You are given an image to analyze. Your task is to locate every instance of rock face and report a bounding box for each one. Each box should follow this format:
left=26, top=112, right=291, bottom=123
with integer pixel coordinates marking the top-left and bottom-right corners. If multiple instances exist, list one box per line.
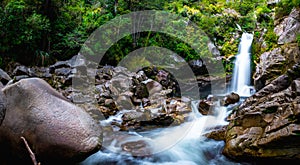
left=254, top=45, right=300, bottom=90
left=274, top=8, right=300, bottom=45
left=0, top=78, right=101, bottom=164
left=223, top=63, right=300, bottom=160
left=254, top=8, right=300, bottom=91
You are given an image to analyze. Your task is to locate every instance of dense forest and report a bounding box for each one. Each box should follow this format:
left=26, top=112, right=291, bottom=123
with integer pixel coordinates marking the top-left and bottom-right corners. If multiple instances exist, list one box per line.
left=1, top=0, right=299, bottom=73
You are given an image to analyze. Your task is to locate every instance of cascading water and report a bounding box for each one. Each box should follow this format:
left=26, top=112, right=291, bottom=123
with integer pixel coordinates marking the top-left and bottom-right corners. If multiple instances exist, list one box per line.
left=231, top=33, right=254, bottom=96
left=81, top=101, right=248, bottom=165
left=81, top=33, right=255, bottom=165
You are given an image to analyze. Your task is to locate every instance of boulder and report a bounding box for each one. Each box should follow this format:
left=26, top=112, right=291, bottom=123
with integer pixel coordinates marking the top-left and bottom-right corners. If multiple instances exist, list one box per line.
left=144, top=79, right=163, bottom=97
left=0, top=78, right=101, bottom=164
left=198, top=100, right=213, bottom=115
left=204, top=126, right=227, bottom=141
left=221, top=92, right=240, bottom=106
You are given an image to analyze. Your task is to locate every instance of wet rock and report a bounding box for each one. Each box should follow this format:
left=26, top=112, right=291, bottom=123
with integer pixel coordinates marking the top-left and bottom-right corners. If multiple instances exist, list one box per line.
left=198, top=100, right=213, bottom=115
left=204, top=126, right=227, bottom=141
left=0, top=69, right=11, bottom=85
left=222, top=92, right=240, bottom=106
left=121, top=140, right=152, bottom=156
left=0, top=78, right=101, bottom=164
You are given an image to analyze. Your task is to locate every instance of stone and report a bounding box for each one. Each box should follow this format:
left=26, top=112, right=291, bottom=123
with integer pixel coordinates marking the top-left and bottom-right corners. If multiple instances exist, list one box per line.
left=135, top=83, right=149, bottom=99
left=14, top=75, right=29, bottom=81
left=198, top=100, right=213, bottom=115
left=291, top=80, right=300, bottom=97
left=49, top=61, right=71, bottom=73
left=144, top=79, right=163, bottom=97
left=0, top=69, right=11, bottom=85
left=12, top=65, right=29, bottom=76
left=116, top=95, right=134, bottom=110
left=224, top=70, right=300, bottom=160
left=208, top=41, right=221, bottom=57
left=253, top=48, right=286, bottom=90
left=274, top=8, right=300, bottom=45
left=222, top=92, right=240, bottom=106
left=0, top=89, right=6, bottom=126
left=54, top=67, right=72, bottom=76
left=204, top=126, right=227, bottom=141
left=0, top=78, right=101, bottom=164
left=121, top=140, right=152, bottom=156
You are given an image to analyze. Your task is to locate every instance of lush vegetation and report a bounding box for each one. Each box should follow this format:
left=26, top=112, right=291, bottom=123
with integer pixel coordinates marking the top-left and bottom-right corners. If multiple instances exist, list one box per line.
left=0, top=0, right=299, bottom=73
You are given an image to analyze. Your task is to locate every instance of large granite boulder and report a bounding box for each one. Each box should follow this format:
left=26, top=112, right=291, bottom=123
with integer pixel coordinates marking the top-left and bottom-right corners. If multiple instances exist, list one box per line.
left=223, top=64, right=300, bottom=160
left=0, top=78, right=102, bottom=164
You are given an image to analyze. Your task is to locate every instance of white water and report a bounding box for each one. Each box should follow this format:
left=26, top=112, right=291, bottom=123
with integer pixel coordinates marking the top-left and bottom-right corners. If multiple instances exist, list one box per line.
left=231, top=33, right=254, bottom=97
left=81, top=101, right=248, bottom=165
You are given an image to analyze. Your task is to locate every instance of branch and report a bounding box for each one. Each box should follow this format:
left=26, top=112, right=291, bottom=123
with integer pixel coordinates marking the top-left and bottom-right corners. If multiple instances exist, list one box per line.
left=21, top=136, right=41, bottom=165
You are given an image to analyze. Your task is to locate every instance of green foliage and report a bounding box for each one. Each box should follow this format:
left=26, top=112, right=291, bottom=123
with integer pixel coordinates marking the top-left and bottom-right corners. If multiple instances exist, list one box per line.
left=0, top=0, right=51, bottom=64
left=0, top=0, right=287, bottom=76
left=276, top=0, right=300, bottom=19
left=264, top=29, right=278, bottom=51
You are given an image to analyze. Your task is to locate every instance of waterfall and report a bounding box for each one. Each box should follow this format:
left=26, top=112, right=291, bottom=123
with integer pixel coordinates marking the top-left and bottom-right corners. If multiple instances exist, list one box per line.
left=231, top=33, right=254, bottom=96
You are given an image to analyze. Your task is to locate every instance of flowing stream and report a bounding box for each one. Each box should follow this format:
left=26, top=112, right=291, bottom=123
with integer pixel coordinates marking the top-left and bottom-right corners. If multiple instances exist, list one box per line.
left=81, top=102, right=243, bottom=165
left=81, top=33, right=254, bottom=165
